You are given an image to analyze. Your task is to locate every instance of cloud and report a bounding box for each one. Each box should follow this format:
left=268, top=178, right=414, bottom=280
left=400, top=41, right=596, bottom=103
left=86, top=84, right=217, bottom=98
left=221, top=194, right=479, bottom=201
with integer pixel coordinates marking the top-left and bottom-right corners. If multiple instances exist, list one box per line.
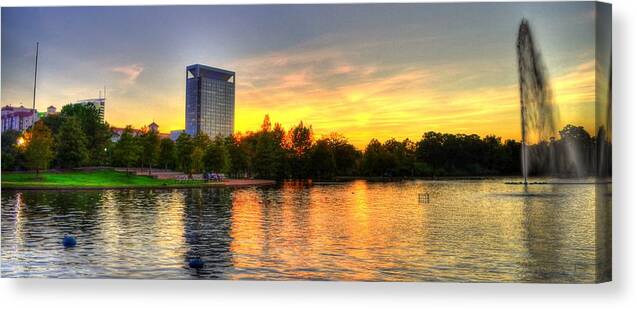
left=112, top=64, right=144, bottom=84
left=230, top=40, right=595, bottom=148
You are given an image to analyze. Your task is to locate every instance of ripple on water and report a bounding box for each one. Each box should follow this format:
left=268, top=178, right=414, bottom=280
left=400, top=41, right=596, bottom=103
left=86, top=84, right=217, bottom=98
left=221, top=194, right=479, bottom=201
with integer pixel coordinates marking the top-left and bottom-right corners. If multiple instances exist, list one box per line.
left=1, top=179, right=603, bottom=282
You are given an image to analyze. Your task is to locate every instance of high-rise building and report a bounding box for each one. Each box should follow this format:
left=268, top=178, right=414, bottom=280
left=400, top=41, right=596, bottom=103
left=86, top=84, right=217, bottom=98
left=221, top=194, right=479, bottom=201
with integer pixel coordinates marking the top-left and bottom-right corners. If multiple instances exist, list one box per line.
left=71, top=98, right=105, bottom=122
left=185, top=64, right=235, bottom=138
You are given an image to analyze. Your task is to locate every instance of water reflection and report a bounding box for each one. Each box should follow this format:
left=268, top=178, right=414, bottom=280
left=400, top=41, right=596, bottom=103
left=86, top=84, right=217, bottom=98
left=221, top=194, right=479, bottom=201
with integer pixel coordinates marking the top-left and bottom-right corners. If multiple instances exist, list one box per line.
left=595, top=182, right=612, bottom=282
left=1, top=179, right=606, bottom=282
left=182, top=189, right=233, bottom=279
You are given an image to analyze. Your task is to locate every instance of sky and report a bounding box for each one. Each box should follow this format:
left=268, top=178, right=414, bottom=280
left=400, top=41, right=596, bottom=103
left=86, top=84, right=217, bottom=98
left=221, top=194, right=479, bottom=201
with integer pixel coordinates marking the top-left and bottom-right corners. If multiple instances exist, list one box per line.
left=1, top=3, right=602, bottom=147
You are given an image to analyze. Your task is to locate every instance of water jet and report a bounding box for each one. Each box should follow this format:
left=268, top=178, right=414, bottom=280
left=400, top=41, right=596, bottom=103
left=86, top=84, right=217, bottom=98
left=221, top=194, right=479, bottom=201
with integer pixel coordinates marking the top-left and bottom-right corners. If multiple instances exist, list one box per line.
left=516, top=19, right=559, bottom=185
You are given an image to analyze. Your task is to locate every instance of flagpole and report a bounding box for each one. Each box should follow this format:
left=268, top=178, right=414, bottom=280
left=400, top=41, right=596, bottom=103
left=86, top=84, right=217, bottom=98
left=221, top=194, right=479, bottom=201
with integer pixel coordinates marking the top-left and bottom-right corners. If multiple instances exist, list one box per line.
left=32, top=42, right=39, bottom=124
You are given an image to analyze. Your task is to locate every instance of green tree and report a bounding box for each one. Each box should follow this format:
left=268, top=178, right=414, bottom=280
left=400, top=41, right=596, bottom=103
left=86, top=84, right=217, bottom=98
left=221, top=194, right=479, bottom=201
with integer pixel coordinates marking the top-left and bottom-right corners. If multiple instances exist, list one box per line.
left=226, top=135, right=248, bottom=178
left=253, top=135, right=283, bottom=179
left=253, top=123, right=286, bottom=179
left=1, top=130, right=23, bottom=171
left=158, top=138, right=177, bottom=169
left=325, top=133, right=360, bottom=176
left=138, top=128, right=160, bottom=175
left=193, top=132, right=211, bottom=149
left=361, top=139, right=386, bottom=176
left=191, top=147, right=204, bottom=174
left=416, top=131, right=445, bottom=175
left=286, top=121, right=314, bottom=178
left=175, top=133, right=195, bottom=177
left=112, top=126, right=142, bottom=172
left=40, top=114, right=63, bottom=135
left=244, top=115, right=287, bottom=179
left=204, top=138, right=229, bottom=173
left=309, top=139, right=336, bottom=179
left=24, top=121, right=54, bottom=175
left=56, top=117, right=89, bottom=168
left=382, top=138, right=416, bottom=177
left=502, top=139, right=521, bottom=175
left=60, top=103, right=110, bottom=165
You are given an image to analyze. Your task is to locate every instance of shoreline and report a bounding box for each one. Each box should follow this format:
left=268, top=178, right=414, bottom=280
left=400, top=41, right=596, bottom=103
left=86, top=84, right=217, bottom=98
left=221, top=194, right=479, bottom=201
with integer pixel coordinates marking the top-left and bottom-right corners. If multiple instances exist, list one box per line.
left=1, top=177, right=277, bottom=191
left=1, top=170, right=610, bottom=191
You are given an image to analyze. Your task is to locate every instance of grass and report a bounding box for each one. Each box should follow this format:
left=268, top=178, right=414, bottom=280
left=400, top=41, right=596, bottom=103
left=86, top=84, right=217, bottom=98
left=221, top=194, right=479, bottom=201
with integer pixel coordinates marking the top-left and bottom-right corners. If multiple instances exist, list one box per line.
left=1, top=169, right=208, bottom=189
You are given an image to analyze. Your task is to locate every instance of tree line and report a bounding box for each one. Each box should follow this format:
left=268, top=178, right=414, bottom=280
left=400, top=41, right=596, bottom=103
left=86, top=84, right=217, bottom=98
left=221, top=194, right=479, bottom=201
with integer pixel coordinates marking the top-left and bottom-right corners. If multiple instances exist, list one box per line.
left=2, top=104, right=110, bottom=174
left=2, top=105, right=600, bottom=179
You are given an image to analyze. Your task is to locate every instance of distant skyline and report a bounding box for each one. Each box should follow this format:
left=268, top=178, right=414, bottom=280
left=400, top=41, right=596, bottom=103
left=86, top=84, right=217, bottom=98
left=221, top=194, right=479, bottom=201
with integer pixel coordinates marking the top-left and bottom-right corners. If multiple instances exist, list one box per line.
left=2, top=3, right=601, bottom=147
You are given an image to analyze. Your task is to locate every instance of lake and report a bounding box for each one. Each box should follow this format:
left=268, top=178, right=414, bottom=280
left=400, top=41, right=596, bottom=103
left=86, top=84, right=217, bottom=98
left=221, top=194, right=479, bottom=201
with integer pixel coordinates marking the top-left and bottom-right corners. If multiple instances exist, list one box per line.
left=1, top=179, right=611, bottom=282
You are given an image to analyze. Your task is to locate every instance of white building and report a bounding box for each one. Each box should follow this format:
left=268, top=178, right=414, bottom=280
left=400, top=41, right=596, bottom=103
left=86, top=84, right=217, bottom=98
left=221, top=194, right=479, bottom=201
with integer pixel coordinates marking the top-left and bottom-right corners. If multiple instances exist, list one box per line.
left=47, top=105, right=57, bottom=115
left=1, top=105, right=39, bottom=133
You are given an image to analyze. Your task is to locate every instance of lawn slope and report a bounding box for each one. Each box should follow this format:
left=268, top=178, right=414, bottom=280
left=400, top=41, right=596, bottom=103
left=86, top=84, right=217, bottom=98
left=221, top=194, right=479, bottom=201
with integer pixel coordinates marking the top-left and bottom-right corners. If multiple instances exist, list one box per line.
left=1, top=170, right=205, bottom=189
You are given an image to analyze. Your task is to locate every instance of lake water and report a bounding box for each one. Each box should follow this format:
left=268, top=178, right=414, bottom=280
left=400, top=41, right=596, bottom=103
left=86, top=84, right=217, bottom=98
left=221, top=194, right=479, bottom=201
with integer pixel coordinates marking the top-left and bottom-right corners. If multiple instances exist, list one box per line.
left=1, top=179, right=611, bottom=282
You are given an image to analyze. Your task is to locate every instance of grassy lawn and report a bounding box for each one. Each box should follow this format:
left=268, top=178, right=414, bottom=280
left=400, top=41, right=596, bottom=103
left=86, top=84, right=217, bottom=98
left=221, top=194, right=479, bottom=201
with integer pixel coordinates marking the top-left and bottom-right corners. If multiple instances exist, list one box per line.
left=1, top=169, right=206, bottom=189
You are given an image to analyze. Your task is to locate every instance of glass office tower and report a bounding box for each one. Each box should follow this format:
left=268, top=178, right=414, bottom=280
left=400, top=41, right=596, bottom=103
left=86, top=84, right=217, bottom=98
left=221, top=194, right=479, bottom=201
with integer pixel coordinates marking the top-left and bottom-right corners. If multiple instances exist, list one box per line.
left=186, top=64, right=235, bottom=138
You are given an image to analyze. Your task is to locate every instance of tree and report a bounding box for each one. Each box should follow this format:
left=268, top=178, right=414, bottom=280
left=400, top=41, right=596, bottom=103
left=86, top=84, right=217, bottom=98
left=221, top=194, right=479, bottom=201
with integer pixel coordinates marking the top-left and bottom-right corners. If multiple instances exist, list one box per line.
left=309, top=139, right=336, bottom=179
left=556, top=124, right=594, bottom=176
left=193, top=132, right=211, bottom=150
left=226, top=135, right=249, bottom=178
left=175, top=133, right=195, bottom=177
left=60, top=103, right=110, bottom=165
left=286, top=121, right=314, bottom=178
left=158, top=138, right=177, bottom=169
left=287, top=121, right=313, bottom=155
left=261, top=114, right=272, bottom=132
left=361, top=139, right=387, bottom=176
left=56, top=117, right=89, bottom=168
left=191, top=147, right=204, bottom=174
left=40, top=114, right=63, bottom=135
left=1, top=130, right=23, bottom=171
left=112, top=126, right=141, bottom=172
left=138, top=128, right=160, bottom=174
left=24, top=121, right=54, bottom=175
left=203, top=138, right=229, bottom=173
left=253, top=129, right=286, bottom=179
left=325, top=133, right=360, bottom=176
left=416, top=131, right=444, bottom=175
left=502, top=139, right=521, bottom=175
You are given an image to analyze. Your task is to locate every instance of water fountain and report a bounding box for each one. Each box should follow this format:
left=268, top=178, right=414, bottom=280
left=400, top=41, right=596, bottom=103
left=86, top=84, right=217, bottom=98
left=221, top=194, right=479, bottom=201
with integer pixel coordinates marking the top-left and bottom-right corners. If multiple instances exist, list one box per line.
left=516, top=19, right=558, bottom=184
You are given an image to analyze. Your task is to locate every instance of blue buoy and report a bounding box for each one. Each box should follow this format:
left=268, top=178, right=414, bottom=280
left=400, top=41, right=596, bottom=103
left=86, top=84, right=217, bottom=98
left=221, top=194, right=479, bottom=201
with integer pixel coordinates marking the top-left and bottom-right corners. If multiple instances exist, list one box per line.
left=62, top=236, right=77, bottom=248
left=188, top=258, right=204, bottom=269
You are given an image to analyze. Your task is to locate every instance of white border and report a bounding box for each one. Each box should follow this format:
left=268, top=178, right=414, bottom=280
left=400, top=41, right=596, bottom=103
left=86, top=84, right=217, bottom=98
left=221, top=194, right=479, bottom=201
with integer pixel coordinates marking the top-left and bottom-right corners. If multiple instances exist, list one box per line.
left=1, top=1, right=635, bottom=308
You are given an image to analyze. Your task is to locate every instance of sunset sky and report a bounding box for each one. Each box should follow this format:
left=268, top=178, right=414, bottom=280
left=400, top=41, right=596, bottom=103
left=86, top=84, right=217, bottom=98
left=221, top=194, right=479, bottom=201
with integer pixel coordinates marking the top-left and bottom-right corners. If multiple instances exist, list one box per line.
left=1, top=3, right=602, bottom=147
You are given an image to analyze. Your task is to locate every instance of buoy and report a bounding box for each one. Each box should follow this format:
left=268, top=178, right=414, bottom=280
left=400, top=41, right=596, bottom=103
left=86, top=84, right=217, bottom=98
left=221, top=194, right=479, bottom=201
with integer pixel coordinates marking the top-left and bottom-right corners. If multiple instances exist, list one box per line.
left=62, top=236, right=76, bottom=248
left=188, top=258, right=204, bottom=269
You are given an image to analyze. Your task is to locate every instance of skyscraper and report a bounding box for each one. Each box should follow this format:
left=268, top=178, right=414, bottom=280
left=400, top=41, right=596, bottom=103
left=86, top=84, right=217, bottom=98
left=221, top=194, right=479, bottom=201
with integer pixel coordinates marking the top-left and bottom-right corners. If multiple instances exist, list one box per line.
left=185, top=64, right=235, bottom=138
